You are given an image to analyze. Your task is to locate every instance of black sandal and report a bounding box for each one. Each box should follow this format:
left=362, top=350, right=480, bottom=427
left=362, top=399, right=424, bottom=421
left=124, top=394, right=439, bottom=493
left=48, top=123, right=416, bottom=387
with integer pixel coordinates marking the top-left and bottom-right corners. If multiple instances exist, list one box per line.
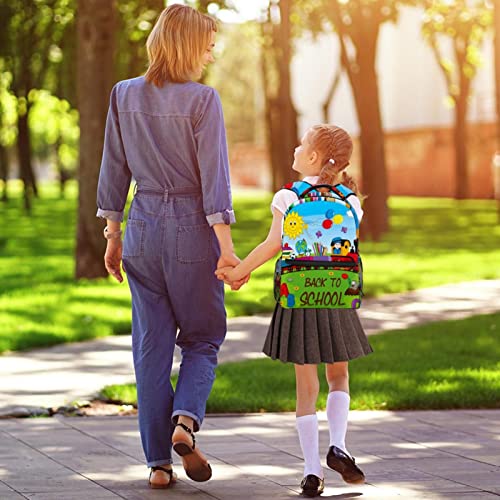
left=149, top=465, right=176, bottom=489
left=173, top=422, right=196, bottom=453
left=172, top=422, right=212, bottom=482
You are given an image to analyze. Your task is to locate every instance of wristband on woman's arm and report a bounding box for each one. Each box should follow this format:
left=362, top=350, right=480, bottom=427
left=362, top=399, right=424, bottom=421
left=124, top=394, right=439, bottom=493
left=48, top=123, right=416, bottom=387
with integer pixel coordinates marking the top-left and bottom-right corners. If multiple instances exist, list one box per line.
left=103, top=226, right=123, bottom=240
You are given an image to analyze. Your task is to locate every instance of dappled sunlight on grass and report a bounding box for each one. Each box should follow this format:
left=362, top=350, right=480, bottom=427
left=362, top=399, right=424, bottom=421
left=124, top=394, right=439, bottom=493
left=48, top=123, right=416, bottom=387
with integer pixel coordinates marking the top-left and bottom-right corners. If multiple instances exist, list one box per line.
left=1, top=182, right=499, bottom=352
left=101, top=313, right=500, bottom=411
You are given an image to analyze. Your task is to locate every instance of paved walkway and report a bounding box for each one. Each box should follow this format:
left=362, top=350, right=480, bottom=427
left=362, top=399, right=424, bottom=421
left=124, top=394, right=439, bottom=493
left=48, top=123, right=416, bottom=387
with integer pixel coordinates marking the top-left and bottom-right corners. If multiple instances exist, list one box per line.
left=1, top=410, right=499, bottom=499
left=1, top=280, right=500, bottom=498
left=1, top=280, right=499, bottom=414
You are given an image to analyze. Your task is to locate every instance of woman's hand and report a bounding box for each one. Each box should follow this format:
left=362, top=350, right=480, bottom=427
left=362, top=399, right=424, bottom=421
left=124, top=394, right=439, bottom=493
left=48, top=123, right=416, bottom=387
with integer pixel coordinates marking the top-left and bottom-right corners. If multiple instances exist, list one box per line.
left=217, top=253, right=250, bottom=290
left=104, top=239, right=124, bottom=283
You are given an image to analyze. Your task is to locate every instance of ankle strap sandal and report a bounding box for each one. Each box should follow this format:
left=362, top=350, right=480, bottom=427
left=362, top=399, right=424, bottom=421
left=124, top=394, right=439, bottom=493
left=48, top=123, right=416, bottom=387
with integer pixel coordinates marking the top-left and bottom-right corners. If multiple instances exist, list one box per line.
left=149, top=466, right=175, bottom=489
left=175, top=422, right=196, bottom=450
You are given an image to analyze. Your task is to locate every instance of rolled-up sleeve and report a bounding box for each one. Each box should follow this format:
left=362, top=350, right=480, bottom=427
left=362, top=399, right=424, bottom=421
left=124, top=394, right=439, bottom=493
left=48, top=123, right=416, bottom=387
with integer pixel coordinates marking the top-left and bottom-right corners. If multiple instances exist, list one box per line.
left=194, top=88, right=235, bottom=226
left=96, top=83, right=132, bottom=222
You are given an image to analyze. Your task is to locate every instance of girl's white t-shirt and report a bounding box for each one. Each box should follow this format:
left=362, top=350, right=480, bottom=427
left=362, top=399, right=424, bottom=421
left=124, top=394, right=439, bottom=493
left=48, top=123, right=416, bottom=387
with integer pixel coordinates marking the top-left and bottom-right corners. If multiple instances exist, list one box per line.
left=271, top=176, right=364, bottom=222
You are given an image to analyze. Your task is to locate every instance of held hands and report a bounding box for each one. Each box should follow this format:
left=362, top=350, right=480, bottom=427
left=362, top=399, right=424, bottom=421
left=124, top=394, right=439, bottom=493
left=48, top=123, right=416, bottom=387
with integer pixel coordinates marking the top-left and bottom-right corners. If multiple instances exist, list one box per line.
left=216, top=253, right=250, bottom=291
left=104, top=239, right=124, bottom=283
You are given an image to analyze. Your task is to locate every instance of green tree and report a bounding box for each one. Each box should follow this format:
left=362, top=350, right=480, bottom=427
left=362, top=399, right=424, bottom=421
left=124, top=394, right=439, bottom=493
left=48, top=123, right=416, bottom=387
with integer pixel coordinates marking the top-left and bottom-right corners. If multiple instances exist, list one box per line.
left=116, top=0, right=165, bottom=81
left=494, top=0, right=500, bottom=149
left=75, top=0, right=116, bottom=279
left=29, top=90, right=79, bottom=196
left=261, top=0, right=299, bottom=191
left=300, top=0, right=418, bottom=240
left=422, top=0, right=493, bottom=199
left=493, top=0, right=500, bottom=221
left=0, top=70, right=17, bottom=201
left=0, top=0, right=74, bottom=211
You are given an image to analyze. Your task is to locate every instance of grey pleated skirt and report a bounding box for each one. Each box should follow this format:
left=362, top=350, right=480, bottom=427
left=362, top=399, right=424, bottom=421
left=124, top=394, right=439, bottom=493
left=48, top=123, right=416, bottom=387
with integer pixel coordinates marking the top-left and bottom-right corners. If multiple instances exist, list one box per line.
left=263, top=305, right=373, bottom=365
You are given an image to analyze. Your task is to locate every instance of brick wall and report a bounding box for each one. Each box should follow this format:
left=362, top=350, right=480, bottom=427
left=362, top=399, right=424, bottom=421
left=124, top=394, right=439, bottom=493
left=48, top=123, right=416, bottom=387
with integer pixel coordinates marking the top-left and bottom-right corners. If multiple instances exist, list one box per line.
left=229, top=122, right=497, bottom=199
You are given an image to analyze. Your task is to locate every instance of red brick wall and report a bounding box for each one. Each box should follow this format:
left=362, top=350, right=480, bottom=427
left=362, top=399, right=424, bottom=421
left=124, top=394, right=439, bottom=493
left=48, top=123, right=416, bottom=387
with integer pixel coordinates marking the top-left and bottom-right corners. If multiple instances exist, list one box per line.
left=382, top=122, right=496, bottom=199
left=230, top=122, right=497, bottom=199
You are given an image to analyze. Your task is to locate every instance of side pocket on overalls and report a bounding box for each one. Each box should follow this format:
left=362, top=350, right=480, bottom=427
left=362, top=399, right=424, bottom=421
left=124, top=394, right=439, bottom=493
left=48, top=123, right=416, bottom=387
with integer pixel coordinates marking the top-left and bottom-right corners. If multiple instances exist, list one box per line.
left=176, top=224, right=210, bottom=263
left=123, top=219, right=146, bottom=257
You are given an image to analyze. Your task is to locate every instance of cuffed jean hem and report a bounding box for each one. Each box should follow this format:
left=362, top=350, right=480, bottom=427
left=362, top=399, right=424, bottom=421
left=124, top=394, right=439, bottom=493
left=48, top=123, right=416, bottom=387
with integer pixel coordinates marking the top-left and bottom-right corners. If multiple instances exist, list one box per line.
left=172, top=410, right=202, bottom=432
left=147, top=458, right=173, bottom=467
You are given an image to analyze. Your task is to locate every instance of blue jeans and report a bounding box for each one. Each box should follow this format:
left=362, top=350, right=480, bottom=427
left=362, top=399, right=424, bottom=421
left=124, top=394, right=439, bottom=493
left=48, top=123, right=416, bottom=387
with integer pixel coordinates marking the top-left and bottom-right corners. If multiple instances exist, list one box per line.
left=122, top=186, right=226, bottom=467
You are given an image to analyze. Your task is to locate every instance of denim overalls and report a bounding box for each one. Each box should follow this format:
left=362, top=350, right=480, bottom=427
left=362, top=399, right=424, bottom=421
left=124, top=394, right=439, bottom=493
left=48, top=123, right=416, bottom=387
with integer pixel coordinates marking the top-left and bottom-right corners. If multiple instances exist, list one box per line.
left=96, top=77, right=235, bottom=467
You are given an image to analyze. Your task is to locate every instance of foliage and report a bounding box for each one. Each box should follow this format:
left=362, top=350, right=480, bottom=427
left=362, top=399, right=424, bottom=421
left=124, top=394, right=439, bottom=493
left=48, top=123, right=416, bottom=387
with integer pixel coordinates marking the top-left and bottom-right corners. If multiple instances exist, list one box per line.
left=0, top=182, right=499, bottom=353
left=422, top=0, right=493, bottom=105
left=294, top=0, right=422, bottom=240
left=421, top=0, right=493, bottom=200
left=100, top=312, right=500, bottom=411
left=28, top=90, right=79, bottom=170
left=0, top=70, right=17, bottom=147
left=116, top=0, right=165, bottom=81
left=0, top=0, right=75, bottom=94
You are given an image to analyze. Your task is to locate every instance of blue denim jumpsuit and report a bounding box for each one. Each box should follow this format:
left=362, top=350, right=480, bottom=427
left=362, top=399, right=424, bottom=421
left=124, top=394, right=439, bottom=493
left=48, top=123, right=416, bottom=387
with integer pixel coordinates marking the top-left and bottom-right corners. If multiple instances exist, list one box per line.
left=96, top=76, right=235, bottom=467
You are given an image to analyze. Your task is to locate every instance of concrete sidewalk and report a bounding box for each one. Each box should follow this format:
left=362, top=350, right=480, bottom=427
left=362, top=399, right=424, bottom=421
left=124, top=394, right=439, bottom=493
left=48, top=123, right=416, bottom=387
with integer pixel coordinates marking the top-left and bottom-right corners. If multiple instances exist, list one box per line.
left=1, top=280, right=499, bottom=414
left=1, top=410, right=499, bottom=499
left=1, top=280, right=499, bottom=499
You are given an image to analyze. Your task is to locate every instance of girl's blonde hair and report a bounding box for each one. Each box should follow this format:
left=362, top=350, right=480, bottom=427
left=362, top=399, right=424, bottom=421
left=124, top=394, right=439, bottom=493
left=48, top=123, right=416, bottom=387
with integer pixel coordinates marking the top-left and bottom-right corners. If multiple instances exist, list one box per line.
left=145, top=4, right=217, bottom=86
left=310, top=124, right=362, bottom=196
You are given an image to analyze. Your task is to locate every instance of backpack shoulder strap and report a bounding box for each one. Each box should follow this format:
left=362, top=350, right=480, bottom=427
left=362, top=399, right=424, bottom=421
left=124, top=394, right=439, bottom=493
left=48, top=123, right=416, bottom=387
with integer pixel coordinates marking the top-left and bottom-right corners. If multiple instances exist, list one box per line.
left=282, top=181, right=313, bottom=198
left=334, top=183, right=355, bottom=199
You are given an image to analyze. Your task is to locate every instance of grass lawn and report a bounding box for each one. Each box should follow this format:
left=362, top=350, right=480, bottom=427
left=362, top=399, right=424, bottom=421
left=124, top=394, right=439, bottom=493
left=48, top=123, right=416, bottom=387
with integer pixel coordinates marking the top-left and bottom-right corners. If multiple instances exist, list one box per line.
left=0, top=180, right=499, bottom=353
left=100, top=312, right=500, bottom=411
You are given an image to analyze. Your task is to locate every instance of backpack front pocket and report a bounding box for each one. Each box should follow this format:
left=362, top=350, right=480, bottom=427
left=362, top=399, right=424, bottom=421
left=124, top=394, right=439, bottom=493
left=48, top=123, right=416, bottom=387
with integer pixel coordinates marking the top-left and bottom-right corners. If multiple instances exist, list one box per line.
left=278, top=260, right=362, bottom=309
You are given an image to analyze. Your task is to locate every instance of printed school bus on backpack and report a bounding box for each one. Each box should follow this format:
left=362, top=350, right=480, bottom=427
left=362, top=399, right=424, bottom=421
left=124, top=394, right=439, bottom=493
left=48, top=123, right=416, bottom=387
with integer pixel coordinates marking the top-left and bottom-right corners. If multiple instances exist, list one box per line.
left=274, top=181, right=363, bottom=309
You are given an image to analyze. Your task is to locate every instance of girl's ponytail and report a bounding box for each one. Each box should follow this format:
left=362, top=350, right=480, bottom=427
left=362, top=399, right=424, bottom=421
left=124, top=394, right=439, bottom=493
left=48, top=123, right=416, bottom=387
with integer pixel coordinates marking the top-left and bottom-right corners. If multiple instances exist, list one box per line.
left=310, top=124, right=363, bottom=198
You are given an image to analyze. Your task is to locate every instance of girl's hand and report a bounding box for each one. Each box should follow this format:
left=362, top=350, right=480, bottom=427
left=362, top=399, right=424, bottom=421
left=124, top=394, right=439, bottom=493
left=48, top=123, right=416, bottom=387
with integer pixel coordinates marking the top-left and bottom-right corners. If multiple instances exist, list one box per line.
left=215, top=265, right=250, bottom=291
left=104, top=239, right=124, bottom=283
left=215, top=265, right=238, bottom=282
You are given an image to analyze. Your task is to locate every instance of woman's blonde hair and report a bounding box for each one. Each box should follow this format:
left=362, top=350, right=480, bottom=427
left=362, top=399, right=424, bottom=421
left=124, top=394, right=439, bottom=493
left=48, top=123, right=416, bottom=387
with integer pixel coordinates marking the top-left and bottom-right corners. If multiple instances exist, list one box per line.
left=145, top=4, right=217, bottom=86
left=310, top=124, right=362, bottom=197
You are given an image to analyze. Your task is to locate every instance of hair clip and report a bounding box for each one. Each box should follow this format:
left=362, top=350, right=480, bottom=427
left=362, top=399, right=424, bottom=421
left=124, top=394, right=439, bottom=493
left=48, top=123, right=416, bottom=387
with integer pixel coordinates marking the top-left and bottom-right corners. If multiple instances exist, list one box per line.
left=328, top=158, right=335, bottom=165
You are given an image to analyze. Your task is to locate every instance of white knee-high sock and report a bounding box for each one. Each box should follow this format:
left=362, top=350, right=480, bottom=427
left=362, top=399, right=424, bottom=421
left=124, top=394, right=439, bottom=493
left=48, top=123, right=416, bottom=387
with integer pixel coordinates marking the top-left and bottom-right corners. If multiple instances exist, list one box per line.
left=296, top=414, right=323, bottom=478
left=326, top=391, right=350, bottom=454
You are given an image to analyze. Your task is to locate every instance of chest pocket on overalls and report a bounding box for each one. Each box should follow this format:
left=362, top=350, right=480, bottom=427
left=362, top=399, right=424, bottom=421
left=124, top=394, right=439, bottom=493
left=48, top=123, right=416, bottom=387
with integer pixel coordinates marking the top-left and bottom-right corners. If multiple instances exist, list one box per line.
left=176, top=224, right=211, bottom=263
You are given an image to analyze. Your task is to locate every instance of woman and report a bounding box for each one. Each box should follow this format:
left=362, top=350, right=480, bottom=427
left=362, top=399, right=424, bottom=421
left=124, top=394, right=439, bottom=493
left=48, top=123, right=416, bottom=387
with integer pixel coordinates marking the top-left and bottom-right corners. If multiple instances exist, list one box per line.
left=96, top=4, right=246, bottom=489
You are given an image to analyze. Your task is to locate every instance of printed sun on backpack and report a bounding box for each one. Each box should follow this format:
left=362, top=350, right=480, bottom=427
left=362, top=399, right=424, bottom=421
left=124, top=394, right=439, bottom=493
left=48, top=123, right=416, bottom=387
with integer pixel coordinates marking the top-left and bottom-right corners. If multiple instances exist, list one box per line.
left=274, top=181, right=363, bottom=309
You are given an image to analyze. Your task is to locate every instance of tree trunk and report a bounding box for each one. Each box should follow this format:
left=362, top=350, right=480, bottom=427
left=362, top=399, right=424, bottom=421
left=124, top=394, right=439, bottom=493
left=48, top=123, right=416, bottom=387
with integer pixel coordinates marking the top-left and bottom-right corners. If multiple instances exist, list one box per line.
left=75, top=0, right=116, bottom=279
left=453, top=93, right=468, bottom=199
left=494, top=0, right=500, bottom=221
left=0, top=144, right=8, bottom=202
left=261, top=39, right=282, bottom=191
left=453, top=42, right=470, bottom=200
left=354, top=73, right=388, bottom=240
left=495, top=0, right=500, bottom=150
left=17, top=108, right=38, bottom=212
left=322, top=62, right=342, bottom=123
left=342, top=33, right=388, bottom=240
left=273, top=0, right=298, bottom=191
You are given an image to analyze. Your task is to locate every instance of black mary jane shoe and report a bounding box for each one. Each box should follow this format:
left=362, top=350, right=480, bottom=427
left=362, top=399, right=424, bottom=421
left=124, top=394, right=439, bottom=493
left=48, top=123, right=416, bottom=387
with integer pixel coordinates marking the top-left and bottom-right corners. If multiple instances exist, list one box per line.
left=149, top=465, right=177, bottom=489
left=300, top=474, right=325, bottom=497
left=326, top=445, right=365, bottom=484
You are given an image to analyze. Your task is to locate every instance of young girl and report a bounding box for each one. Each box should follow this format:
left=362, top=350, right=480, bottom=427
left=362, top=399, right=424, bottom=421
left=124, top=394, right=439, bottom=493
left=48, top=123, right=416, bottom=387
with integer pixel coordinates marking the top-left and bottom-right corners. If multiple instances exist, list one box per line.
left=216, top=124, right=372, bottom=497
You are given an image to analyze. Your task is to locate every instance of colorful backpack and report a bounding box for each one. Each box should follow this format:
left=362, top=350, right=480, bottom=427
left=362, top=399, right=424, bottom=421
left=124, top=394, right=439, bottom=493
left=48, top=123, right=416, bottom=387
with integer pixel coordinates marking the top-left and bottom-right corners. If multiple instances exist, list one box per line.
left=274, top=181, right=363, bottom=309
